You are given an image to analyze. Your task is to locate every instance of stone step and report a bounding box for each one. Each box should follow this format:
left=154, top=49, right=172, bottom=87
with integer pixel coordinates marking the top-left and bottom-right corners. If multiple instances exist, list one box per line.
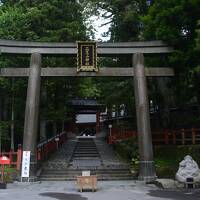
left=75, top=145, right=96, bottom=146
left=40, top=172, right=133, bottom=176
left=72, top=156, right=99, bottom=158
left=74, top=148, right=97, bottom=150
left=40, top=172, right=134, bottom=181
left=75, top=145, right=96, bottom=147
left=75, top=143, right=96, bottom=145
left=72, top=155, right=99, bottom=158
left=73, top=153, right=99, bottom=156
left=42, top=170, right=132, bottom=174
left=74, top=153, right=98, bottom=155
left=72, top=158, right=101, bottom=160
left=73, top=152, right=98, bottom=154
left=41, top=176, right=133, bottom=180
left=75, top=144, right=96, bottom=145
left=74, top=147, right=97, bottom=149
left=40, top=175, right=134, bottom=180
left=40, top=176, right=135, bottom=181
left=73, top=151, right=98, bottom=153
left=73, top=151, right=99, bottom=154
left=71, top=138, right=101, bottom=167
left=76, top=142, right=96, bottom=144
left=74, top=150, right=97, bottom=152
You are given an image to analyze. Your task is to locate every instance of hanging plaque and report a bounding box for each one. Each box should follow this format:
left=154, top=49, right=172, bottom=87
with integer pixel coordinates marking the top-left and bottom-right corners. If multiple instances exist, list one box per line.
left=77, top=41, right=98, bottom=72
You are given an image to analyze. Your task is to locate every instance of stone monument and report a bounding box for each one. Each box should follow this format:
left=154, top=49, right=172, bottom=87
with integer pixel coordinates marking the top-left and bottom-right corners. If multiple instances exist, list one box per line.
left=176, top=155, right=200, bottom=183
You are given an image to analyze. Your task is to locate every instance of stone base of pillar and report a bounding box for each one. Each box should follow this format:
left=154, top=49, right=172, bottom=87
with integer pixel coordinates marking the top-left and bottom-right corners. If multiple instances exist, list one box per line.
left=138, top=161, right=157, bottom=183
left=19, top=176, right=38, bottom=182
left=18, top=155, right=38, bottom=182
left=0, top=183, right=7, bottom=189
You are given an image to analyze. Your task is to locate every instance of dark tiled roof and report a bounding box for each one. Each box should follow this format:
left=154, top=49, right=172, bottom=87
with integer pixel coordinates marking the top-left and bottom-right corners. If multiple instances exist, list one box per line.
left=71, top=98, right=103, bottom=107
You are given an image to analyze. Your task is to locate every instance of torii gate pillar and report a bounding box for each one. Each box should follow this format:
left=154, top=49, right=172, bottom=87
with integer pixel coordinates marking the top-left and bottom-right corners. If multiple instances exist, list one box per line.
left=22, top=53, right=41, bottom=181
left=133, top=53, right=156, bottom=182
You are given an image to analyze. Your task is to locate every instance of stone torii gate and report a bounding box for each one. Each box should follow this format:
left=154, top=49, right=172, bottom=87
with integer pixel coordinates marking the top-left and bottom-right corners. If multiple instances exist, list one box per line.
left=0, top=39, right=174, bottom=182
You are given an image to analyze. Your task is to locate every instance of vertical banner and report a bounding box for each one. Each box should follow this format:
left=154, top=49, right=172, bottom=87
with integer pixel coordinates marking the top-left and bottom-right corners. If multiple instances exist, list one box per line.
left=77, top=41, right=98, bottom=72
left=21, top=151, right=31, bottom=178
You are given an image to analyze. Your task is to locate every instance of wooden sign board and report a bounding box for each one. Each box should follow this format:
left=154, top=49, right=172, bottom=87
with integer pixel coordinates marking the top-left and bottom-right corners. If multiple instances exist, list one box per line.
left=77, top=41, right=98, bottom=72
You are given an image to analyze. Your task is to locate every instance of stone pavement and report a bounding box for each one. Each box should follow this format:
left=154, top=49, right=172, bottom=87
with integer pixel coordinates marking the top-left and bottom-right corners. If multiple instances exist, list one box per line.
left=1, top=181, right=200, bottom=200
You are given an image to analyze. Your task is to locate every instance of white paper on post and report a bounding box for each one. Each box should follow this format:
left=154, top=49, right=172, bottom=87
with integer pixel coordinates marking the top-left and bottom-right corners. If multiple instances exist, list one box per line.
left=21, top=151, right=31, bottom=178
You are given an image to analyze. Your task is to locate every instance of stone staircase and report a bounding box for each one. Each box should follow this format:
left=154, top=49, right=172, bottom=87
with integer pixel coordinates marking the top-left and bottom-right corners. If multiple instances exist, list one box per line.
left=71, top=138, right=102, bottom=168
left=39, top=137, right=135, bottom=181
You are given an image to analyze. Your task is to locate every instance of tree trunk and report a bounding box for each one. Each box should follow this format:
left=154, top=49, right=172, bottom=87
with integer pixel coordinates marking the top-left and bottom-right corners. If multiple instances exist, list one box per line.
left=53, top=121, right=57, bottom=136
left=40, top=120, right=46, bottom=142
left=11, top=78, right=15, bottom=151
left=0, top=97, right=2, bottom=153
left=2, top=97, right=8, bottom=121
left=40, top=82, right=47, bottom=142
left=0, top=97, right=2, bottom=154
left=157, top=77, right=170, bottom=128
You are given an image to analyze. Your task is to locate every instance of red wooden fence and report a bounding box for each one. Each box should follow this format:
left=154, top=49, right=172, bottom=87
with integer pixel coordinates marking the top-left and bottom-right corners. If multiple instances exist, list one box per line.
left=0, top=145, right=22, bottom=170
left=108, top=128, right=200, bottom=145
left=108, top=128, right=137, bottom=144
left=0, top=131, right=67, bottom=170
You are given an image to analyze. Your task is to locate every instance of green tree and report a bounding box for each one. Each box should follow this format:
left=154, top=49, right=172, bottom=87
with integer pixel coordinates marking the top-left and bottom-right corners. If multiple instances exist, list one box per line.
left=196, top=20, right=200, bottom=51
left=0, top=1, right=87, bottom=41
left=0, top=0, right=89, bottom=145
left=0, top=121, right=10, bottom=153
left=142, top=0, right=200, bottom=106
left=86, top=0, right=149, bottom=41
left=76, top=77, right=101, bottom=98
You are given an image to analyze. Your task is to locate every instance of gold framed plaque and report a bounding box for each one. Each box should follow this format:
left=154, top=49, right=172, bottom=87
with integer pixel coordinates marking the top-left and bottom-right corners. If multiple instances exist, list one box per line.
left=77, top=41, right=98, bottom=72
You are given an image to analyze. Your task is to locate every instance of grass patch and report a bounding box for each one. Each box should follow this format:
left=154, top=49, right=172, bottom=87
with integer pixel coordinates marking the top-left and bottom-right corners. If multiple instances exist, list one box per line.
left=154, top=145, right=200, bottom=178
left=113, top=138, right=200, bottom=178
left=113, top=138, right=139, bottom=170
left=0, top=166, right=19, bottom=183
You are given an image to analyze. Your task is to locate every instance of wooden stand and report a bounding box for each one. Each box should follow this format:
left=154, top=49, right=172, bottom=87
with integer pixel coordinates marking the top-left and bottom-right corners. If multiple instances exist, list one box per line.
left=76, top=175, right=97, bottom=192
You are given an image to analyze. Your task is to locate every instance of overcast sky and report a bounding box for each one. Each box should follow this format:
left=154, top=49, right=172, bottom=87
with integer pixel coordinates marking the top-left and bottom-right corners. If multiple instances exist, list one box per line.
left=88, top=10, right=111, bottom=41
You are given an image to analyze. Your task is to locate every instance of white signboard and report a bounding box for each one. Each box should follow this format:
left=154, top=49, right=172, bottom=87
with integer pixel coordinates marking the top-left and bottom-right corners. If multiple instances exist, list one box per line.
left=21, top=151, right=31, bottom=178
left=76, top=114, right=96, bottom=124
left=82, top=171, right=90, bottom=176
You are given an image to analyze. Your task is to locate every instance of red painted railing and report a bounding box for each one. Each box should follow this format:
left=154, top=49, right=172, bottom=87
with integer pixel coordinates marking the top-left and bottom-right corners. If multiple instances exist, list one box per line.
left=161, top=128, right=200, bottom=145
left=37, top=132, right=67, bottom=161
left=108, top=128, right=200, bottom=145
left=108, top=128, right=137, bottom=144
left=0, top=132, right=67, bottom=170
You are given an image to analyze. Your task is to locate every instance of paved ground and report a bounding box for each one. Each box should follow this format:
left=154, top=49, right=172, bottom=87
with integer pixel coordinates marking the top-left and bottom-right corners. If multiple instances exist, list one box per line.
left=1, top=181, right=200, bottom=200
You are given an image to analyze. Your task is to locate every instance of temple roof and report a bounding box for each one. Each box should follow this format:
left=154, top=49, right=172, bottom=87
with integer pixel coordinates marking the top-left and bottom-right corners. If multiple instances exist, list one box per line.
left=69, top=98, right=105, bottom=112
